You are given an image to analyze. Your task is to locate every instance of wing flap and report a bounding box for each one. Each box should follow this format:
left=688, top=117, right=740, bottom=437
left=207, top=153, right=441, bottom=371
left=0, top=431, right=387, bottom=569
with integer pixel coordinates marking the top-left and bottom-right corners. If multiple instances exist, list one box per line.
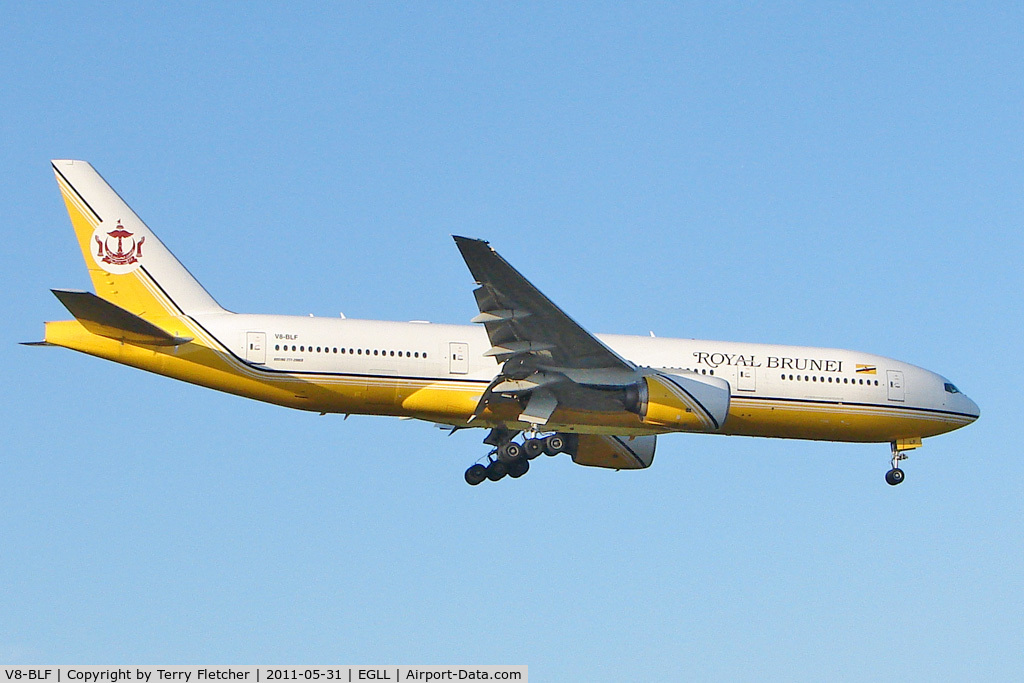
left=470, top=309, right=531, bottom=324
left=483, top=340, right=556, bottom=360
left=519, top=388, right=558, bottom=426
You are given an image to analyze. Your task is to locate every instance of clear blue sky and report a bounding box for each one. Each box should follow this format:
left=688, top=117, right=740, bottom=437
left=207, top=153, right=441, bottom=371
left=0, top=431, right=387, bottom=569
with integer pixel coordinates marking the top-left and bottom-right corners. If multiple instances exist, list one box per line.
left=2, top=2, right=1021, bottom=679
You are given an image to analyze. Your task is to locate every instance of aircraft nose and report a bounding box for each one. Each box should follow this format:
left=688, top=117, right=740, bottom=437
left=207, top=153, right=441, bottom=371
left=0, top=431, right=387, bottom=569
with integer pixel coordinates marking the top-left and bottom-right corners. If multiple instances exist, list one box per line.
left=960, top=394, right=980, bottom=422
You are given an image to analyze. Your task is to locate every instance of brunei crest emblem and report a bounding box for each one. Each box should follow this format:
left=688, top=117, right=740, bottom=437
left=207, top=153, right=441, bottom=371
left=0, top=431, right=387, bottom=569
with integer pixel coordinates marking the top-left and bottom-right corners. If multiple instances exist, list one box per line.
left=91, top=220, right=145, bottom=274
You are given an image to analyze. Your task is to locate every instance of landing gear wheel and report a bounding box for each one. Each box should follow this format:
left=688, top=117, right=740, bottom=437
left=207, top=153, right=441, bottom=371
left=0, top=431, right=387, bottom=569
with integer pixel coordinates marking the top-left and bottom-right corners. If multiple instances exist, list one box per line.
left=486, top=460, right=508, bottom=481
left=497, top=442, right=523, bottom=464
left=887, top=442, right=911, bottom=486
left=508, top=459, right=530, bottom=478
left=544, top=434, right=565, bottom=456
left=523, top=438, right=545, bottom=460
left=465, top=464, right=488, bottom=486
left=885, top=468, right=905, bottom=486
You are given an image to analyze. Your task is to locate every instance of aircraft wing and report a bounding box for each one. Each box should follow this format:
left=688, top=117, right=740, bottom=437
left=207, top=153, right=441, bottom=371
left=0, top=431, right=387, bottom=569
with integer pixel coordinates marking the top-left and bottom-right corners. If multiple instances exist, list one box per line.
left=454, top=236, right=639, bottom=425
left=454, top=236, right=633, bottom=373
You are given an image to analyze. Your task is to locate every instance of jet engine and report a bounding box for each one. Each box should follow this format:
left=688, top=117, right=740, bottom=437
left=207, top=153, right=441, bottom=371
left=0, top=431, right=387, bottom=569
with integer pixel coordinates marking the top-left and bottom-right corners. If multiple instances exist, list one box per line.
left=624, top=371, right=731, bottom=432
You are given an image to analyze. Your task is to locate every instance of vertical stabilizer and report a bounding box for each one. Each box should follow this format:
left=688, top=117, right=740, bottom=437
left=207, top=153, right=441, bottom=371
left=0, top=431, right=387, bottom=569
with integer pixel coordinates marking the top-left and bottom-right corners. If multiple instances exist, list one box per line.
left=52, top=159, right=225, bottom=318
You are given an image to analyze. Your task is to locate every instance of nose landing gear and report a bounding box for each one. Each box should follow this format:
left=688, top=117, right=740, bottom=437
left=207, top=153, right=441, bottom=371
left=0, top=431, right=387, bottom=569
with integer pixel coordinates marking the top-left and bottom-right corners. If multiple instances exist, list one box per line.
left=885, top=438, right=922, bottom=486
left=885, top=464, right=905, bottom=486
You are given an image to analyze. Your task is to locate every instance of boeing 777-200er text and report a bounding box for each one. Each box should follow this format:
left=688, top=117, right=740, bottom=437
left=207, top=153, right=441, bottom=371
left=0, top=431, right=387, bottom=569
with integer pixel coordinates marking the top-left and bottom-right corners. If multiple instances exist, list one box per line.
left=28, top=160, right=979, bottom=486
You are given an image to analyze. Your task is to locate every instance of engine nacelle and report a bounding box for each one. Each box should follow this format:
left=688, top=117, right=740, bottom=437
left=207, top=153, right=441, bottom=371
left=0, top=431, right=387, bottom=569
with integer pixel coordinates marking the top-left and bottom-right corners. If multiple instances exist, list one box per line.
left=626, top=371, right=731, bottom=432
left=571, top=434, right=656, bottom=470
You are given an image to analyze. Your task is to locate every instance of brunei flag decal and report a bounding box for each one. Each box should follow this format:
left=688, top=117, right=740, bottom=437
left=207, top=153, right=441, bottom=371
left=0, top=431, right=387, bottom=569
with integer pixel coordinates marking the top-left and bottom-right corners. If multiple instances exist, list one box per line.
left=856, top=364, right=877, bottom=374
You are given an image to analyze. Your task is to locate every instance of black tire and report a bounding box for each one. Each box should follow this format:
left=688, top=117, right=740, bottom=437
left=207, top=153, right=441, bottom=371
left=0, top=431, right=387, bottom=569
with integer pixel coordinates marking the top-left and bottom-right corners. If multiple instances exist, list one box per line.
left=885, top=468, right=905, bottom=486
left=487, top=460, right=508, bottom=481
left=524, top=438, right=544, bottom=460
left=465, top=464, right=488, bottom=486
left=497, top=442, right=523, bottom=464
left=508, top=459, right=530, bottom=478
left=544, top=434, right=565, bottom=456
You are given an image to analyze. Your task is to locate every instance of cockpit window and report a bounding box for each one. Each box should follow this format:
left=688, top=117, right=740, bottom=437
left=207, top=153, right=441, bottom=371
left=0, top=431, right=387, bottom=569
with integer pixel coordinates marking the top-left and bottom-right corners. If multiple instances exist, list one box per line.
left=944, top=383, right=961, bottom=394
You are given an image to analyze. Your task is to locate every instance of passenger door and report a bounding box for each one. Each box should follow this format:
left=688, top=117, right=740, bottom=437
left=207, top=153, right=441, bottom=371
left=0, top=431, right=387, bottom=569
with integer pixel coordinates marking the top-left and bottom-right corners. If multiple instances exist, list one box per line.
left=449, top=342, right=469, bottom=374
left=887, top=369, right=905, bottom=402
left=245, top=331, right=266, bottom=364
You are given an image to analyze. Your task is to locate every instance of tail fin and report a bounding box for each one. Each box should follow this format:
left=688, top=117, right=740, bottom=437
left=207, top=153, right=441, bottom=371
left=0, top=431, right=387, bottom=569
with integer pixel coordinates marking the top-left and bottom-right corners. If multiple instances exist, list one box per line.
left=52, top=160, right=225, bottom=319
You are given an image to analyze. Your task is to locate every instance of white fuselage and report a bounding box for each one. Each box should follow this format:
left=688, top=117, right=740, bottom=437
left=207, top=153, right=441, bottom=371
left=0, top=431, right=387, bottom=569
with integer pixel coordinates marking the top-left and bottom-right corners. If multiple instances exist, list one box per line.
left=196, top=312, right=979, bottom=442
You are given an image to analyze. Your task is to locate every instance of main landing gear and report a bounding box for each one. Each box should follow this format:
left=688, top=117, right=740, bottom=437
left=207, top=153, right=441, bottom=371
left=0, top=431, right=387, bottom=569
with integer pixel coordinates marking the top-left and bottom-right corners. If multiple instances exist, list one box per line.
left=464, top=430, right=573, bottom=485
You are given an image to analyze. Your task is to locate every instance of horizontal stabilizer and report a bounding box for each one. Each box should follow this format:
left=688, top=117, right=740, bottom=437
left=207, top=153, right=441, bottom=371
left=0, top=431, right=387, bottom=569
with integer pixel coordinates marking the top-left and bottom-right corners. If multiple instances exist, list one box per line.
left=51, top=289, right=193, bottom=346
left=20, top=340, right=52, bottom=346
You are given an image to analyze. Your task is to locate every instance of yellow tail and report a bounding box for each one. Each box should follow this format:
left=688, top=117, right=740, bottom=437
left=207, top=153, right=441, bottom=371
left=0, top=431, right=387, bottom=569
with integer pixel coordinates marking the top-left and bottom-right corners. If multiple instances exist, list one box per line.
left=52, top=160, right=225, bottom=322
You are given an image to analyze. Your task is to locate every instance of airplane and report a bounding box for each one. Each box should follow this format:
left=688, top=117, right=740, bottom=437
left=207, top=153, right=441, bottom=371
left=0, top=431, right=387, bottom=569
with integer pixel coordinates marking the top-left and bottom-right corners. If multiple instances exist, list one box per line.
left=27, top=160, right=980, bottom=486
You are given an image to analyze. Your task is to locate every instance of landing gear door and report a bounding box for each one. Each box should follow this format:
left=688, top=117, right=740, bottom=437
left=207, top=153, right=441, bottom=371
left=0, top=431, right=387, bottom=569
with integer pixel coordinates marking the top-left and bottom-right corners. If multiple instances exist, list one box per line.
left=246, top=331, right=266, bottom=365
left=449, top=342, right=470, bottom=374
left=887, top=369, right=905, bottom=402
